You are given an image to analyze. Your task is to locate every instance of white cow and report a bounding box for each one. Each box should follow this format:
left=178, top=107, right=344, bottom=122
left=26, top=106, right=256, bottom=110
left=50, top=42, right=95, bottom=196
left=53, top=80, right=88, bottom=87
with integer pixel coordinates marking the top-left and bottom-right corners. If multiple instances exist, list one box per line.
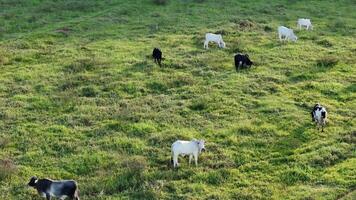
left=171, top=139, right=205, bottom=168
left=204, top=33, right=226, bottom=49
left=278, top=26, right=298, bottom=42
left=297, top=18, right=313, bottom=30
left=311, top=103, right=328, bottom=132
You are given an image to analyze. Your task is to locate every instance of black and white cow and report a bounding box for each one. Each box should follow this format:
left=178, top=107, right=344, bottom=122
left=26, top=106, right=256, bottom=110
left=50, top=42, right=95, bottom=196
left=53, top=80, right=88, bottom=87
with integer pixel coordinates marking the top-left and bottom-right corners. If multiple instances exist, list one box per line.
left=234, top=53, right=253, bottom=71
left=152, top=48, right=163, bottom=67
left=28, top=177, right=80, bottom=200
left=311, top=103, right=328, bottom=132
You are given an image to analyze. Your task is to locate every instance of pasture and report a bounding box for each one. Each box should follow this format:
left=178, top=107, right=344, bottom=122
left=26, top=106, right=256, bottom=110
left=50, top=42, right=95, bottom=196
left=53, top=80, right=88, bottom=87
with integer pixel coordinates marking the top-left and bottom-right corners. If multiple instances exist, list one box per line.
left=0, top=0, right=355, bottom=199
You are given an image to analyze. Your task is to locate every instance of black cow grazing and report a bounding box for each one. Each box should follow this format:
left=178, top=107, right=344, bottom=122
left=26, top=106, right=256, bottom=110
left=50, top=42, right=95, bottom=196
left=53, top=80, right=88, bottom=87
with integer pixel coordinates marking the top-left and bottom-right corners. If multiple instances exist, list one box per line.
left=28, top=177, right=80, bottom=200
left=311, top=103, right=328, bottom=132
left=152, top=48, right=163, bottom=67
left=234, top=53, right=253, bottom=71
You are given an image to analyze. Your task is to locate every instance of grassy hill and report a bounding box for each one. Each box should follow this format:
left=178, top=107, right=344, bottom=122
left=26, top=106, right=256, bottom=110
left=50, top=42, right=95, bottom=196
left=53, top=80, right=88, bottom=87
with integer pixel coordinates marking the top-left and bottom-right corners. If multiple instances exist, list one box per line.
left=0, top=0, right=355, bottom=199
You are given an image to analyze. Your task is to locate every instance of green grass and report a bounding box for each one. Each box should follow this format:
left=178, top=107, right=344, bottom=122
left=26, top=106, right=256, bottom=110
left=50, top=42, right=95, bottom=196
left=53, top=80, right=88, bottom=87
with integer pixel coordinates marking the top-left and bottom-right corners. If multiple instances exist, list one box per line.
left=0, top=0, right=355, bottom=199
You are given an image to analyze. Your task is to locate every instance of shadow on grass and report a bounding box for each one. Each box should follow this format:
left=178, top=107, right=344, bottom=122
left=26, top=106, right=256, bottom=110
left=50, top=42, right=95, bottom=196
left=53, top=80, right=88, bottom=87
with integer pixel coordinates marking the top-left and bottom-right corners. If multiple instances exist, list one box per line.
left=272, top=124, right=311, bottom=157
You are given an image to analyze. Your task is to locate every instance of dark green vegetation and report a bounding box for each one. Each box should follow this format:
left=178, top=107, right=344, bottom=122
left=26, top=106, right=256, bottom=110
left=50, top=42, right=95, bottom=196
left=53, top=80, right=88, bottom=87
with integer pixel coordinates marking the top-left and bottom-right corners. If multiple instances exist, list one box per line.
left=0, top=0, right=355, bottom=199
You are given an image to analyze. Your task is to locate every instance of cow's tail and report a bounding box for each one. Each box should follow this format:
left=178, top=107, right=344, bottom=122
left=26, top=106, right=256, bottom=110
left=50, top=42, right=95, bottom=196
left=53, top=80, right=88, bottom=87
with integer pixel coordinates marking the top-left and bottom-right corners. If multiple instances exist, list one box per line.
left=74, top=182, right=80, bottom=200
left=75, top=190, right=80, bottom=200
left=171, top=150, right=174, bottom=165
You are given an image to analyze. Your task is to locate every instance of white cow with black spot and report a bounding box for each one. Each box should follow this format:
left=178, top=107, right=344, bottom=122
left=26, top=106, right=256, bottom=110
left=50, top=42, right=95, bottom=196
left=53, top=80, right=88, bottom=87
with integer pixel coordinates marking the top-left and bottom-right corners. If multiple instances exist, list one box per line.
left=311, top=103, right=328, bottom=132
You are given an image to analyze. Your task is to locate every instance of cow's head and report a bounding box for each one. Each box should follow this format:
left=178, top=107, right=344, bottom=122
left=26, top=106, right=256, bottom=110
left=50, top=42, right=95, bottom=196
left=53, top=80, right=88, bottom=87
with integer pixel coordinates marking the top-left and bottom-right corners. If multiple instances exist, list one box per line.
left=291, top=34, right=298, bottom=42
left=28, top=176, right=38, bottom=187
left=197, top=140, right=206, bottom=153
left=220, top=41, right=226, bottom=48
left=313, top=103, right=321, bottom=110
left=245, top=54, right=253, bottom=66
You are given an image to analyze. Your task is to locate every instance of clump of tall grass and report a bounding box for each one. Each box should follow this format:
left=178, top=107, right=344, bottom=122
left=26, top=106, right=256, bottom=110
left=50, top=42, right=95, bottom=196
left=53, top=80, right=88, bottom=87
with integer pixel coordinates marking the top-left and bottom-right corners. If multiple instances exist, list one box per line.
left=0, top=159, right=17, bottom=181
left=0, top=50, right=10, bottom=65
left=280, top=168, right=310, bottom=185
left=64, top=58, right=97, bottom=73
left=316, top=56, right=338, bottom=68
left=105, top=156, right=148, bottom=194
left=0, top=136, right=10, bottom=148
left=152, top=0, right=168, bottom=5
left=316, top=39, right=333, bottom=48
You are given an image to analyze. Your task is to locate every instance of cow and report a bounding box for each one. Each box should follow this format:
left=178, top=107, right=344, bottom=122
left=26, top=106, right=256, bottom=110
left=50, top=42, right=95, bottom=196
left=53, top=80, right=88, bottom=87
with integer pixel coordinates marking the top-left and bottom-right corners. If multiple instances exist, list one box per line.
left=28, top=177, right=80, bottom=200
left=152, top=48, right=163, bottom=66
left=297, top=18, right=313, bottom=30
left=171, top=139, right=206, bottom=168
left=234, top=53, right=253, bottom=71
left=204, top=33, right=226, bottom=49
left=311, top=103, right=327, bottom=132
left=278, top=26, right=298, bottom=42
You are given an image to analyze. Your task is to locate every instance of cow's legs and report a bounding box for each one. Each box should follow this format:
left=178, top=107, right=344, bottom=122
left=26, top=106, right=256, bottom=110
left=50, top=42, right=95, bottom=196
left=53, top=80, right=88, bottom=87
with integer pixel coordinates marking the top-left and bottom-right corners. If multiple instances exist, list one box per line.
left=74, top=191, right=80, bottom=200
left=194, top=153, right=198, bottom=166
left=46, top=193, right=51, bottom=200
left=173, top=154, right=179, bottom=168
left=189, top=155, right=193, bottom=166
left=321, top=121, right=325, bottom=132
left=204, top=41, right=209, bottom=49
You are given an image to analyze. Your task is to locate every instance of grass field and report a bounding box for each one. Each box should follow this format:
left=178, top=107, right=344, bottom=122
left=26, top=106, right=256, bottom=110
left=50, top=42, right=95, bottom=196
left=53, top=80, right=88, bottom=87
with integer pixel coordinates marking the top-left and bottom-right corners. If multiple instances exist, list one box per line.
left=0, top=0, right=355, bottom=199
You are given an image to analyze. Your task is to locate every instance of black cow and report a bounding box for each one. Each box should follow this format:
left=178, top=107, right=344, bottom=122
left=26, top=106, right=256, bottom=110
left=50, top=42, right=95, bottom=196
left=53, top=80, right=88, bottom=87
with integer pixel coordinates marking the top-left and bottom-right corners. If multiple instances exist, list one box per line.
left=28, top=177, right=80, bottom=200
left=152, top=48, right=163, bottom=67
left=234, top=53, right=253, bottom=71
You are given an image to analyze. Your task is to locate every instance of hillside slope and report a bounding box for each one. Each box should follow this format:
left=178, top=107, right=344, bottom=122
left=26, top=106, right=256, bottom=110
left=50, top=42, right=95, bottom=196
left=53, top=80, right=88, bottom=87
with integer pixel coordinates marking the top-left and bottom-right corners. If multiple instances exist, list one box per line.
left=0, top=0, right=355, bottom=199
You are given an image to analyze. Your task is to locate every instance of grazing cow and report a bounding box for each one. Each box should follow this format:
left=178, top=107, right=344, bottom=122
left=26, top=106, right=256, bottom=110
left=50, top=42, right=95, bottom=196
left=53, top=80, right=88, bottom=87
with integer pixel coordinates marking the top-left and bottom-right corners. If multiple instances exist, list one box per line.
left=297, top=18, right=313, bottom=30
left=204, top=33, right=226, bottom=49
left=152, top=48, right=163, bottom=66
left=234, top=53, right=253, bottom=71
left=171, top=139, right=206, bottom=168
left=311, top=103, right=328, bottom=132
left=278, top=26, right=298, bottom=42
left=28, top=177, right=80, bottom=200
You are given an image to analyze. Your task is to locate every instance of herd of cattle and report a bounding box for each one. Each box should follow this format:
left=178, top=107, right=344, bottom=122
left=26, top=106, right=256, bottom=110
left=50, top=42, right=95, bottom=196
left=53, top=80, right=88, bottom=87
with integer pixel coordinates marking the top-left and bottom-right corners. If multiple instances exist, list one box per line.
left=28, top=18, right=329, bottom=200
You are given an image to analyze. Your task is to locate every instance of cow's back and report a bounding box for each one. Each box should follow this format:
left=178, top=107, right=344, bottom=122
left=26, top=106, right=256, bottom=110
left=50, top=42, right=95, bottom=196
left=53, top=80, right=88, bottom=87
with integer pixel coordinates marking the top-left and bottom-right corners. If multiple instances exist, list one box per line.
left=205, top=33, right=221, bottom=40
left=298, top=18, right=311, bottom=24
left=278, top=26, right=289, bottom=33
left=152, top=48, right=162, bottom=58
left=172, top=140, right=195, bottom=154
left=50, top=180, right=77, bottom=197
